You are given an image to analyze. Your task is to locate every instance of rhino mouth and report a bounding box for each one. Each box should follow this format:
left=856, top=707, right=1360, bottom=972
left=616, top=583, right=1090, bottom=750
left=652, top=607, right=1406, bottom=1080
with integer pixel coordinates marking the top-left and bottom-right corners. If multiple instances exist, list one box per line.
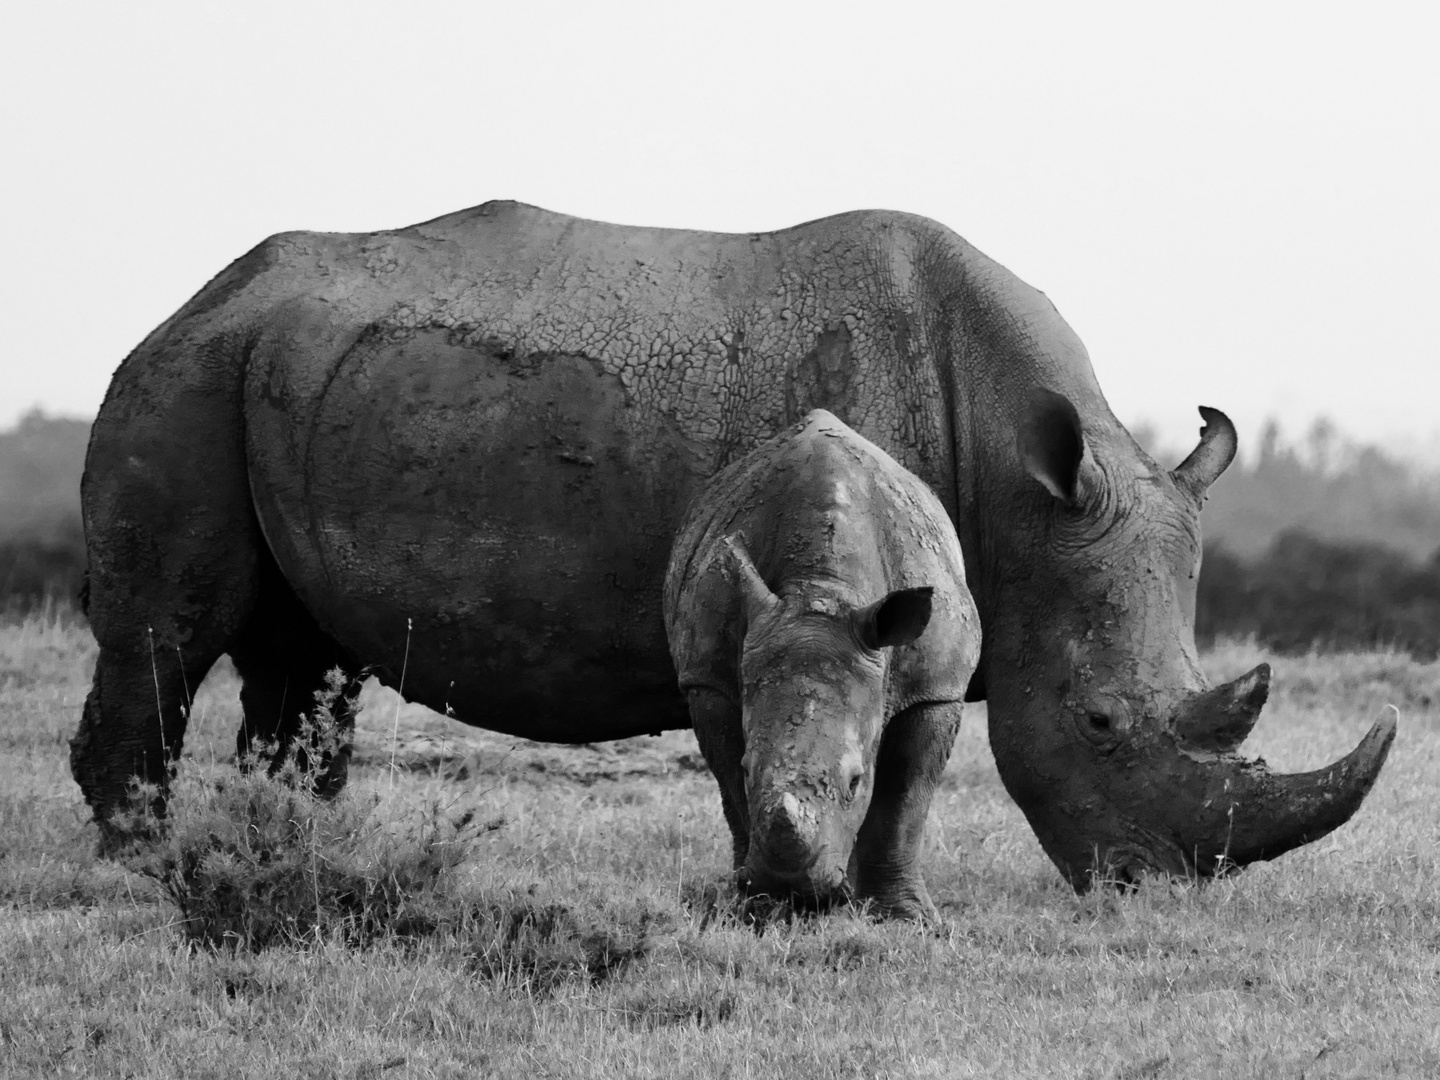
left=741, top=845, right=854, bottom=905
left=736, top=862, right=854, bottom=909
left=1090, top=845, right=1181, bottom=892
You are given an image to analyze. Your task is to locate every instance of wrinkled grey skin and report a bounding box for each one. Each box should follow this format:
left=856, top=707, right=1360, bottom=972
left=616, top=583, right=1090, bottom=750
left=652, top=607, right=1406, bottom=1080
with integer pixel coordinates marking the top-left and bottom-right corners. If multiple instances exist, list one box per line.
left=665, top=410, right=979, bottom=916
left=74, top=201, right=1394, bottom=886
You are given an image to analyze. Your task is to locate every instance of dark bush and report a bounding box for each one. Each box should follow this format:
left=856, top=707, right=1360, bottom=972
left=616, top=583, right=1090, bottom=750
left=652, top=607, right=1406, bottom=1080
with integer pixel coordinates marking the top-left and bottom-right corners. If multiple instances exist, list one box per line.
left=1197, top=530, right=1440, bottom=658
left=0, top=517, right=86, bottom=613
left=0, top=409, right=89, bottom=612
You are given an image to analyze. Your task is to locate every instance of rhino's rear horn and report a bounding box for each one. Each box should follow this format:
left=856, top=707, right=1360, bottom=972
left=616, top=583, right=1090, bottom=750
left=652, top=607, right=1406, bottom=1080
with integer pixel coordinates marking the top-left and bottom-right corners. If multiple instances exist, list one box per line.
left=1171, top=406, right=1237, bottom=501
left=1175, top=663, right=1270, bottom=752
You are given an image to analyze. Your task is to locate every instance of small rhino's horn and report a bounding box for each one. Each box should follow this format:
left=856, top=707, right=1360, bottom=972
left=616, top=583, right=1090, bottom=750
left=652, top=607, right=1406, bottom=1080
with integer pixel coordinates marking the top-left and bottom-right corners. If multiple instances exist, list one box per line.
left=724, top=535, right=778, bottom=624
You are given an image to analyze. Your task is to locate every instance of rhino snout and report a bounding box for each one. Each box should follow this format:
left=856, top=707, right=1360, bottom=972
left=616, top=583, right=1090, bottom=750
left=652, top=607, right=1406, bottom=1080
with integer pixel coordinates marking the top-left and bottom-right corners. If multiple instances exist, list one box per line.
left=744, top=790, right=849, bottom=899
left=760, top=791, right=820, bottom=869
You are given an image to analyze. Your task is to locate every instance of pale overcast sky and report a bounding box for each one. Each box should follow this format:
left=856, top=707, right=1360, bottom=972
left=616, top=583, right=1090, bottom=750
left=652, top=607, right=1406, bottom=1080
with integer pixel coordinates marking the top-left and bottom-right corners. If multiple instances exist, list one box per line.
left=3, top=2, right=1436, bottom=463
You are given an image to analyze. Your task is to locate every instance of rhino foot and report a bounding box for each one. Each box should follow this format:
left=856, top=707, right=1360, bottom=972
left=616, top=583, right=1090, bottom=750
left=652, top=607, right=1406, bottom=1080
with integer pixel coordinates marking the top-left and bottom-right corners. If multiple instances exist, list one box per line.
left=856, top=875, right=939, bottom=922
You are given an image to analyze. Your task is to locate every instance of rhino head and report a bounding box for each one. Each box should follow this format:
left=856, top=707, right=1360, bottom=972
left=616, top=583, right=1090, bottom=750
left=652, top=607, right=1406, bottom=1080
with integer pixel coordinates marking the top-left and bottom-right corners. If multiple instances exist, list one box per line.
left=984, top=390, right=1396, bottom=889
left=724, top=537, right=935, bottom=905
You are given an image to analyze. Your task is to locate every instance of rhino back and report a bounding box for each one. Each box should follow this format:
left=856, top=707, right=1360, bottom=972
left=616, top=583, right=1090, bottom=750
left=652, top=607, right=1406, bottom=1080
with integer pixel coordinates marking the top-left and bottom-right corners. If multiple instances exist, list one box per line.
left=245, top=200, right=979, bottom=480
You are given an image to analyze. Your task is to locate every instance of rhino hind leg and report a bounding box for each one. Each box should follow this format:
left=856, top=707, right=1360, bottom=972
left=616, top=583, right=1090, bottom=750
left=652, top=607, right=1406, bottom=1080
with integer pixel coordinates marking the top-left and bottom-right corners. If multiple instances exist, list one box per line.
left=73, top=637, right=229, bottom=848
left=685, top=689, right=749, bottom=871
left=73, top=520, right=258, bottom=845
left=228, top=554, right=361, bottom=797
left=852, top=700, right=963, bottom=920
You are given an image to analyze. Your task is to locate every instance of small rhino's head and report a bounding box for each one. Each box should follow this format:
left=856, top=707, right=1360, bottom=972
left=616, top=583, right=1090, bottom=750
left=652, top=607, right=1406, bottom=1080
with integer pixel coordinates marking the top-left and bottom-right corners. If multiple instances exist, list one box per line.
left=724, top=536, right=934, bottom=906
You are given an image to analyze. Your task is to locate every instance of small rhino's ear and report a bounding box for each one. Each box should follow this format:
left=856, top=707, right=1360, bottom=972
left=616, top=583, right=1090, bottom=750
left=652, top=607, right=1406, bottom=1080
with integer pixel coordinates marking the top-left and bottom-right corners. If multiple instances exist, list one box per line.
left=855, top=586, right=934, bottom=650
left=1018, top=388, right=1084, bottom=505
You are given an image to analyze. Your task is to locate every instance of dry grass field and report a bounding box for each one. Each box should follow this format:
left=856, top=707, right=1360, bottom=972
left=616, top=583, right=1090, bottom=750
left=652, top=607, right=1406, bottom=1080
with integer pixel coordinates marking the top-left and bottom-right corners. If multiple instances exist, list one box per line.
left=1, top=609, right=1437, bottom=1078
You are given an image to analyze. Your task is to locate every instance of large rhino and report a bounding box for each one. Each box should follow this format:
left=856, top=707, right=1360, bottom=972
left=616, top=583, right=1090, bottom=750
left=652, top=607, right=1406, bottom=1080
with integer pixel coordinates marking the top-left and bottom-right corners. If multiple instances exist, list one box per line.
left=665, top=409, right=979, bottom=916
left=74, top=200, right=1394, bottom=887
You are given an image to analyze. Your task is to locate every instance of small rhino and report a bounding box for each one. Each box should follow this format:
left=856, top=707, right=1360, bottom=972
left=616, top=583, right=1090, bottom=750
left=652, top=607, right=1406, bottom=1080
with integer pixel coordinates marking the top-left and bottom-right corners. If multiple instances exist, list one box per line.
left=664, top=409, right=980, bottom=918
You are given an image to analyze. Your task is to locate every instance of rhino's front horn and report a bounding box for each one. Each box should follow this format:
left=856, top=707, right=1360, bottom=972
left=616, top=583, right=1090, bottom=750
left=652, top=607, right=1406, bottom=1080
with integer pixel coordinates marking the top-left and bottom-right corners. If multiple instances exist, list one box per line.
left=1175, top=663, right=1271, bottom=752
left=1198, top=710, right=1397, bottom=873
left=1171, top=406, right=1237, bottom=501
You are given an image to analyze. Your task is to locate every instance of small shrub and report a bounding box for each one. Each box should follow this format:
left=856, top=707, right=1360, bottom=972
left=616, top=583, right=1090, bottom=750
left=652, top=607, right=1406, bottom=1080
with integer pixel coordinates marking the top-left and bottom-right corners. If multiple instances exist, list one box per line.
left=118, top=670, right=487, bottom=950
left=0, top=410, right=89, bottom=612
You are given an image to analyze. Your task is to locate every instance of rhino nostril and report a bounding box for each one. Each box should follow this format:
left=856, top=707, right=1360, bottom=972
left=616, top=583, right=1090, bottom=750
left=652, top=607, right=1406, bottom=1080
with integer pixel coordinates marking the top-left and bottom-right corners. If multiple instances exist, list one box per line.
left=835, top=749, right=866, bottom=803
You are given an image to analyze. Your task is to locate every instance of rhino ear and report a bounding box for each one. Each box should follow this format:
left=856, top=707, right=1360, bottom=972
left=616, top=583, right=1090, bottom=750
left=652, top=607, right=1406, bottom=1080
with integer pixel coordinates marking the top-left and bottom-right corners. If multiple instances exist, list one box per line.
left=855, top=586, right=934, bottom=650
left=1171, top=406, right=1237, bottom=502
left=1018, top=388, right=1085, bottom=505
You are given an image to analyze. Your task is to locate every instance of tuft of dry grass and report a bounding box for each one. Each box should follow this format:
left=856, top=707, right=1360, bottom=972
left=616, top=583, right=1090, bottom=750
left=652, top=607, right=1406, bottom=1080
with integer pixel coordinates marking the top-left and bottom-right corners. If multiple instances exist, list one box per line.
left=2, top=614, right=1438, bottom=1078
left=112, top=670, right=492, bottom=951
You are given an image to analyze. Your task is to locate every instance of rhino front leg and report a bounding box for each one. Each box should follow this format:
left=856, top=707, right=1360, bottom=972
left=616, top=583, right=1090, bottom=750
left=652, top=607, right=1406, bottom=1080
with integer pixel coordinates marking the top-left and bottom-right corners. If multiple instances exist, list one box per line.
left=852, top=700, right=963, bottom=920
left=685, top=689, right=749, bottom=871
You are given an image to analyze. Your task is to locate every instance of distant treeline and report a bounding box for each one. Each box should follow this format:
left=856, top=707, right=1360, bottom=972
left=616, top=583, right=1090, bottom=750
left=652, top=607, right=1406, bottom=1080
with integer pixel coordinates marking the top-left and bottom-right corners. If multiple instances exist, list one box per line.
left=3, top=412, right=1439, bottom=656
left=1150, top=416, right=1440, bottom=657
left=1139, top=417, right=1440, bottom=562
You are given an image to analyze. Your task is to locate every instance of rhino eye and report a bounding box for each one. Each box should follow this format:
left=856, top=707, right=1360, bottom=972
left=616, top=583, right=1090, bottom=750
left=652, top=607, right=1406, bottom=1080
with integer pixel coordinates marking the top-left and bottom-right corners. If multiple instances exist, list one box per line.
left=1076, top=709, right=1120, bottom=750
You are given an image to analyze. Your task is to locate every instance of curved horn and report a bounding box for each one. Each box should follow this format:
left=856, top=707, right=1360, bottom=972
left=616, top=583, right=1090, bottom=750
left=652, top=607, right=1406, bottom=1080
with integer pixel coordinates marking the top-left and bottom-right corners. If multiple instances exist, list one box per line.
left=1174, top=663, right=1270, bottom=752
left=723, top=535, right=779, bottom=624
left=1171, top=406, right=1237, bottom=501
left=1187, top=709, right=1397, bottom=874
